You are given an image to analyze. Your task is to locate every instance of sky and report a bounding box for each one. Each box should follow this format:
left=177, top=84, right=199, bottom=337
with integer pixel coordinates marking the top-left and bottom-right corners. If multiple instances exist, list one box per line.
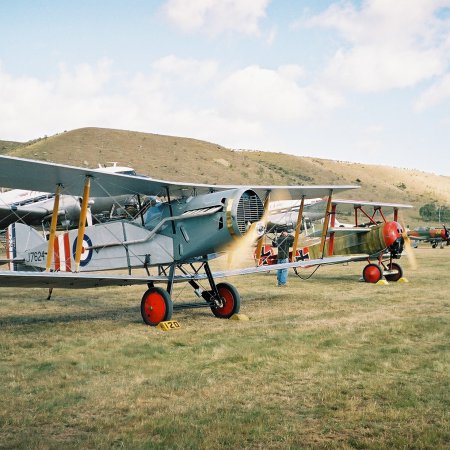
left=1, top=0, right=450, bottom=176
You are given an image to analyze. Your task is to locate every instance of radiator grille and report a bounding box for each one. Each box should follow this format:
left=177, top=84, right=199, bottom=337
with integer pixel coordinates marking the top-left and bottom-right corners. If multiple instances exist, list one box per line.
left=236, top=191, right=264, bottom=234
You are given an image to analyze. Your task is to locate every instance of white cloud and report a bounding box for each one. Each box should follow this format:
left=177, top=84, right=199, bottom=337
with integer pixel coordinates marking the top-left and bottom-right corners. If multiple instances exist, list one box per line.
left=415, top=73, right=450, bottom=111
left=0, top=59, right=264, bottom=144
left=0, top=57, right=345, bottom=148
left=216, top=65, right=343, bottom=122
left=151, top=55, right=219, bottom=85
left=308, top=0, right=450, bottom=92
left=0, top=60, right=119, bottom=140
left=56, top=59, right=113, bottom=97
left=163, top=0, right=270, bottom=36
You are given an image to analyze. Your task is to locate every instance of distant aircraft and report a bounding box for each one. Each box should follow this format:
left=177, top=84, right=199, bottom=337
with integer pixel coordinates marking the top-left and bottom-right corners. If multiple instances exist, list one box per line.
left=0, top=155, right=364, bottom=326
left=256, top=199, right=414, bottom=283
left=408, top=225, right=449, bottom=248
left=0, top=163, right=138, bottom=229
left=266, top=198, right=325, bottom=232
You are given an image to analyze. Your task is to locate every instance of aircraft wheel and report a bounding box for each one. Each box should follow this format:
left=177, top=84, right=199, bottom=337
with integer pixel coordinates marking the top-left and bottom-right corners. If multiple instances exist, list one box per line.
left=384, top=262, right=403, bottom=282
left=210, top=282, right=240, bottom=319
left=140, top=287, right=173, bottom=326
left=362, top=263, right=382, bottom=283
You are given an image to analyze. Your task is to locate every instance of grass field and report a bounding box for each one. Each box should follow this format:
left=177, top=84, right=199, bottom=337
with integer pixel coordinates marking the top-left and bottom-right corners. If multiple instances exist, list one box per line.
left=1, top=249, right=449, bottom=449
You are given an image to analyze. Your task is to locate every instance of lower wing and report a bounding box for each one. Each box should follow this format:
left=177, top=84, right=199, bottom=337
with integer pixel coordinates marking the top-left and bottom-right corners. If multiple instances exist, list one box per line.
left=0, top=255, right=366, bottom=289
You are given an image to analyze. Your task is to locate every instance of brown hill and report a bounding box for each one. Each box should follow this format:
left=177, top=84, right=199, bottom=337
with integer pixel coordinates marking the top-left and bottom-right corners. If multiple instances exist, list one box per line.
left=5, top=127, right=450, bottom=226
left=0, top=140, right=23, bottom=155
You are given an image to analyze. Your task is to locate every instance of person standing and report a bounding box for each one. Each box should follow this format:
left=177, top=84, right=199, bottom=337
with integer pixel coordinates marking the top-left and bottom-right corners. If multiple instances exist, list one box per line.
left=272, top=229, right=294, bottom=287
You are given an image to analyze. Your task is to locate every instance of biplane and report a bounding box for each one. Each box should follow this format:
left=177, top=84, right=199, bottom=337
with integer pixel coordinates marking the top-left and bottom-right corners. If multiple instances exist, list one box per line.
left=408, top=225, right=449, bottom=248
left=266, top=198, right=325, bottom=232
left=0, top=163, right=138, bottom=229
left=255, top=199, right=413, bottom=283
left=0, top=155, right=364, bottom=325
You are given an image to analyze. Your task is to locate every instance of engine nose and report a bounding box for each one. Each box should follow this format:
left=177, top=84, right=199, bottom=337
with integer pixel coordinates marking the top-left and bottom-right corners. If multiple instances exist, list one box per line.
left=383, top=221, right=402, bottom=247
left=383, top=221, right=404, bottom=257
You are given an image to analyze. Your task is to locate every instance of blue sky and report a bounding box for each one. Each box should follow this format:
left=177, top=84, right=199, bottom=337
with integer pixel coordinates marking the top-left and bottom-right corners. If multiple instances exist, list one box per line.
left=1, top=0, right=450, bottom=176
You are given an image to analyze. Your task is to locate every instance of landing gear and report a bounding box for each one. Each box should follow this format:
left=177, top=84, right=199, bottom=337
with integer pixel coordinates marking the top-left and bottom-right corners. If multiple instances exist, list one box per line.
left=210, top=282, right=240, bottom=319
left=362, top=260, right=404, bottom=283
left=362, top=263, right=382, bottom=283
left=141, top=287, right=173, bottom=326
left=140, top=261, right=241, bottom=326
left=384, top=262, right=403, bottom=282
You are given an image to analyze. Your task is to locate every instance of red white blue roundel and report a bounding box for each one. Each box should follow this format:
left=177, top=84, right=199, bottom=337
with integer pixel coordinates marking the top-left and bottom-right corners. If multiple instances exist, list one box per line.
left=72, top=234, right=93, bottom=267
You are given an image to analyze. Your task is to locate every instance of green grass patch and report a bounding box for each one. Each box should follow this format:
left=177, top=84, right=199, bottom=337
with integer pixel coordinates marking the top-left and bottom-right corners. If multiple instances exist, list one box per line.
left=0, top=249, right=449, bottom=448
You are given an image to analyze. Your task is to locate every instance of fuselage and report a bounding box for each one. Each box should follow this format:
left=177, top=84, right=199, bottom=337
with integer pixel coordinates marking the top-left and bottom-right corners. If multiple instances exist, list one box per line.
left=10, top=188, right=266, bottom=272
left=257, top=221, right=404, bottom=265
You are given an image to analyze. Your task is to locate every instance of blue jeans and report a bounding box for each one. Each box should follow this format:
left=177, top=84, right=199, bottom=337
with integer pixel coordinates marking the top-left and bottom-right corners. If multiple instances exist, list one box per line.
left=277, top=258, right=289, bottom=285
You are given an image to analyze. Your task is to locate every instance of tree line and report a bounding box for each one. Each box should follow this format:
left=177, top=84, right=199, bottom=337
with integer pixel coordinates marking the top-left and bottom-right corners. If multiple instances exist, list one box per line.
left=419, top=203, right=450, bottom=222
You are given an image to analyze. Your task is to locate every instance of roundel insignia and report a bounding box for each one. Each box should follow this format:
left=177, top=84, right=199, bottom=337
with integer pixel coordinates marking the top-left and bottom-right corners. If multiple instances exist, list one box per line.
left=72, top=234, right=93, bottom=267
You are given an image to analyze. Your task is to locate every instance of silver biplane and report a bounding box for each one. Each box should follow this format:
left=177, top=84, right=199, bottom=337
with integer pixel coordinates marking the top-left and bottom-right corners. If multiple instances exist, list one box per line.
left=0, top=163, right=138, bottom=229
left=0, top=155, right=360, bottom=326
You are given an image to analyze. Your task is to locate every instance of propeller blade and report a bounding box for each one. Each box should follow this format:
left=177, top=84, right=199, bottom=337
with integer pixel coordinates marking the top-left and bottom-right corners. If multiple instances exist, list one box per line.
left=398, top=212, right=417, bottom=270
left=226, top=221, right=265, bottom=269
left=254, top=194, right=272, bottom=262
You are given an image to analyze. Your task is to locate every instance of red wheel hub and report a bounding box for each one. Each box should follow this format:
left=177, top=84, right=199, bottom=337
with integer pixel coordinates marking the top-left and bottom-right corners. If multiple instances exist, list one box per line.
left=142, top=291, right=166, bottom=325
left=215, top=286, right=234, bottom=317
left=363, top=264, right=382, bottom=283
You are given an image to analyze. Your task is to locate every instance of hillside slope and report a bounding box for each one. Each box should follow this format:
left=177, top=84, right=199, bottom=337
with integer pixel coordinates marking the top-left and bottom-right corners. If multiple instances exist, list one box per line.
left=5, top=127, right=450, bottom=226
left=0, top=140, right=23, bottom=155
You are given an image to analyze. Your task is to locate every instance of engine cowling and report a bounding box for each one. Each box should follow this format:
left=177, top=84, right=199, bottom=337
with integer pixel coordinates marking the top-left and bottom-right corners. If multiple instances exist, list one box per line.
left=383, top=221, right=404, bottom=257
left=166, top=188, right=265, bottom=260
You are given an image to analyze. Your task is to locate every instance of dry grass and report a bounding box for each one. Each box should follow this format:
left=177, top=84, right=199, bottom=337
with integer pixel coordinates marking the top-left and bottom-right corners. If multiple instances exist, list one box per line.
left=1, top=249, right=449, bottom=449
left=6, top=127, right=450, bottom=226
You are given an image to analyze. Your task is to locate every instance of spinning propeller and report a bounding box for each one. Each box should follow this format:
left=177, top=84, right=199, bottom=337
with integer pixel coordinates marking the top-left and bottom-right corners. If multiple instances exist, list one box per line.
left=227, top=195, right=271, bottom=269
left=398, top=213, right=417, bottom=270
left=443, top=224, right=450, bottom=245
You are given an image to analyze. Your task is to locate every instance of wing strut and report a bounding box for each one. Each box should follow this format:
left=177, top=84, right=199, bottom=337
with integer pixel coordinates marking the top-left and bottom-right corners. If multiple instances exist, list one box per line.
left=328, top=202, right=337, bottom=256
left=393, top=207, right=399, bottom=222
left=45, top=184, right=62, bottom=272
left=74, top=176, right=91, bottom=272
left=290, top=195, right=305, bottom=262
left=319, top=190, right=333, bottom=259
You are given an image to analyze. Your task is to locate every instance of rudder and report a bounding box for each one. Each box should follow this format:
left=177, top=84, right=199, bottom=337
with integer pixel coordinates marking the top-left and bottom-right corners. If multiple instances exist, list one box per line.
left=6, top=223, right=46, bottom=271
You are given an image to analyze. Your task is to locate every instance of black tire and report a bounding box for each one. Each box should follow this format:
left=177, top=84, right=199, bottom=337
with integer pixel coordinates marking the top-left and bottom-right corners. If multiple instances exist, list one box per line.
left=140, top=287, right=173, bottom=326
left=384, top=262, right=403, bottom=282
left=362, top=263, right=382, bottom=283
left=210, top=282, right=240, bottom=319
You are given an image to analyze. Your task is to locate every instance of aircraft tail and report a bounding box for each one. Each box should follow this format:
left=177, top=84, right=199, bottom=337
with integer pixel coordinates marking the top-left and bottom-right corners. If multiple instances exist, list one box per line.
left=6, top=223, right=46, bottom=271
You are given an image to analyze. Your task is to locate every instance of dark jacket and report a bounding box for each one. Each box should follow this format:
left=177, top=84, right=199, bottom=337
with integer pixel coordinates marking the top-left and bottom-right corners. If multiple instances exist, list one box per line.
left=272, top=234, right=294, bottom=260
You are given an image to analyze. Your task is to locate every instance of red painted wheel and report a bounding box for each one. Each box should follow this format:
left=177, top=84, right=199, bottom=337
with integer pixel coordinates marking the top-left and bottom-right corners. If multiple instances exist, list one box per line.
left=140, top=287, right=173, bottom=326
left=210, top=282, right=240, bottom=319
left=362, top=264, right=382, bottom=283
left=384, top=262, right=403, bottom=282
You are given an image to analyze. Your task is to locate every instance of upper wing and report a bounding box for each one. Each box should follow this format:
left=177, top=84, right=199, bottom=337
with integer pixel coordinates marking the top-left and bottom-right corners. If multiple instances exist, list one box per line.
left=0, top=255, right=365, bottom=289
left=0, top=155, right=358, bottom=200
